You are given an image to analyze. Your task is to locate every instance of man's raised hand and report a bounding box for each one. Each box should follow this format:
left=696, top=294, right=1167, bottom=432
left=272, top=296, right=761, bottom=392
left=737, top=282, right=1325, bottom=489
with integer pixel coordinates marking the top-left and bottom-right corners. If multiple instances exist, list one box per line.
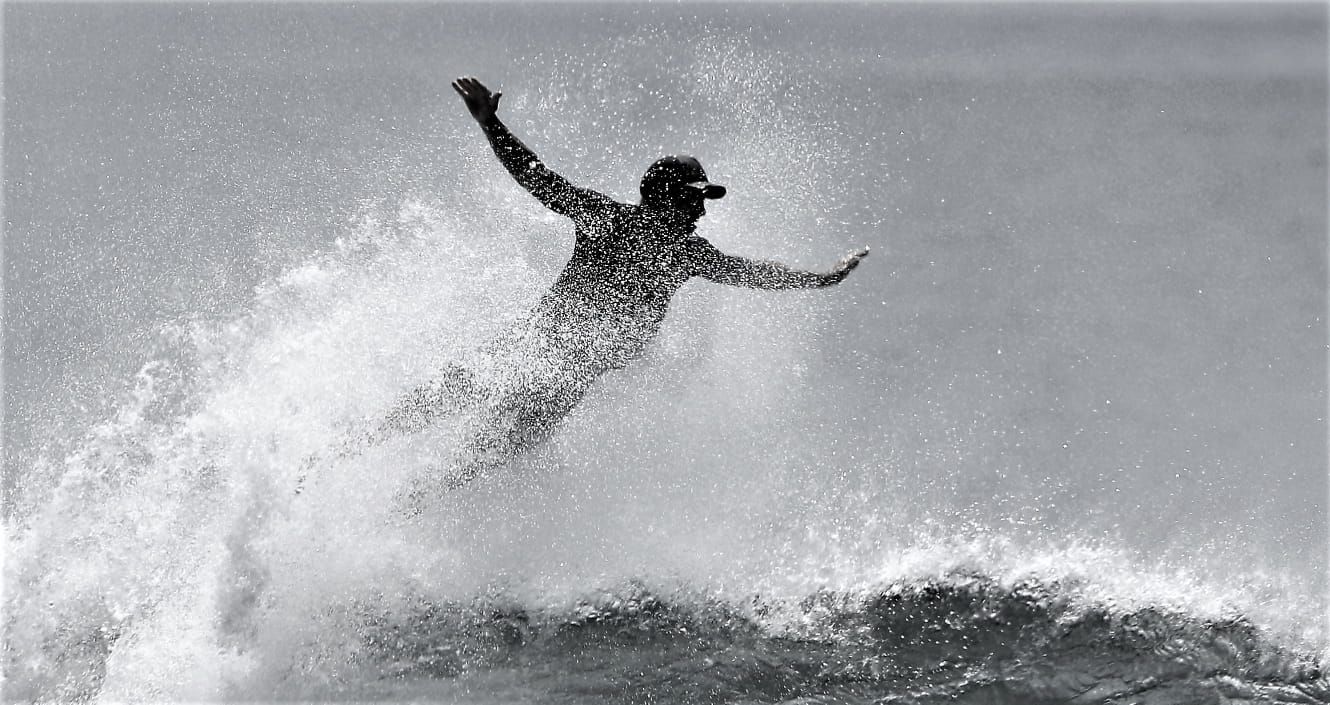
left=452, top=76, right=502, bottom=124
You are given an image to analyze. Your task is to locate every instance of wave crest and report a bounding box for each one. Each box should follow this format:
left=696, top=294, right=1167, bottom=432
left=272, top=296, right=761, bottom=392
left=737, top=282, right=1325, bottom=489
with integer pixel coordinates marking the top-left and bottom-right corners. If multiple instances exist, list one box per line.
left=356, top=574, right=1326, bottom=704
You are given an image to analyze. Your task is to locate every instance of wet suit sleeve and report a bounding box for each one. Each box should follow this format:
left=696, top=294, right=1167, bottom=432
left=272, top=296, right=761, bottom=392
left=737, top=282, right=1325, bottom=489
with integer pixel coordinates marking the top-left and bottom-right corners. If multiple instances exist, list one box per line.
left=480, top=116, right=612, bottom=222
left=688, top=237, right=835, bottom=289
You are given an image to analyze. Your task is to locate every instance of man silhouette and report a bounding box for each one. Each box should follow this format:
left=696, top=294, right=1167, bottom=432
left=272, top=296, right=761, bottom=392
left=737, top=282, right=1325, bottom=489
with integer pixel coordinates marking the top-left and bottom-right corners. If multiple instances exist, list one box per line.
left=327, top=77, right=867, bottom=498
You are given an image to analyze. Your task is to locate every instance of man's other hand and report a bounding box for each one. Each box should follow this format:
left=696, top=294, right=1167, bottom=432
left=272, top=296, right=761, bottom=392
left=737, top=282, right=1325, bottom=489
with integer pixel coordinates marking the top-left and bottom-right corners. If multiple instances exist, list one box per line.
left=452, top=76, right=502, bottom=124
left=822, top=247, right=870, bottom=286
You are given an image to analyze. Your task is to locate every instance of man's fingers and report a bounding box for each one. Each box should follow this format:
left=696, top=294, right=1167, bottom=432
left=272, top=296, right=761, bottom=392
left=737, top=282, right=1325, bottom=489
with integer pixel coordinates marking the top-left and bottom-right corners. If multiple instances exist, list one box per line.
left=461, top=76, right=489, bottom=94
left=829, top=247, right=869, bottom=282
left=453, top=76, right=499, bottom=106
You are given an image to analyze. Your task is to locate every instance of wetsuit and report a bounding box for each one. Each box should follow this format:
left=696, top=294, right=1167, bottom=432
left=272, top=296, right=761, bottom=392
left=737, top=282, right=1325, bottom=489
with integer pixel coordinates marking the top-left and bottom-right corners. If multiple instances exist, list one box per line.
left=385, top=114, right=850, bottom=496
left=479, top=115, right=731, bottom=372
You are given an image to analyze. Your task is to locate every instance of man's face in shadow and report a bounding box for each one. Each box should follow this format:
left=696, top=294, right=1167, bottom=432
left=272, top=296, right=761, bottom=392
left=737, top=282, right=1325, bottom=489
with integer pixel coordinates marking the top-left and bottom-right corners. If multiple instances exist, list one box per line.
left=669, top=185, right=708, bottom=225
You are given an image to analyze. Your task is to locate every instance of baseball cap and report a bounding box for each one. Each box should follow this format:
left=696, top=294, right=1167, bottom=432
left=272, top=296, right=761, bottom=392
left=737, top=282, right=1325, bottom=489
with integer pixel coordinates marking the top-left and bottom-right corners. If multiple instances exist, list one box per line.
left=640, top=156, right=726, bottom=200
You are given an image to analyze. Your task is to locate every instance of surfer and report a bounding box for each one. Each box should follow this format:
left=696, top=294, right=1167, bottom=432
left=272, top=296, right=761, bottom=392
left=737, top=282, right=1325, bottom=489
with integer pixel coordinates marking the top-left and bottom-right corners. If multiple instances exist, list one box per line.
left=320, top=77, right=867, bottom=500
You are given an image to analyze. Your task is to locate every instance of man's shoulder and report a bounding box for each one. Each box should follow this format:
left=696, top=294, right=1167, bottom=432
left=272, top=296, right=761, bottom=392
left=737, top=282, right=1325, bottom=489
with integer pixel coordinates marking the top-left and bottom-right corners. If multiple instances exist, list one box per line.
left=573, top=193, right=629, bottom=224
left=682, top=234, right=718, bottom=253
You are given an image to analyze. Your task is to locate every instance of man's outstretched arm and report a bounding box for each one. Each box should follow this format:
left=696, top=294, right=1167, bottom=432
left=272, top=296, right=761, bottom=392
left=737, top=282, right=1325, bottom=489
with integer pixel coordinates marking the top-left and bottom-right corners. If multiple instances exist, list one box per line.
left=693, top=240, right=869, bottom=289
left=452, top=77, right=608, bottom=219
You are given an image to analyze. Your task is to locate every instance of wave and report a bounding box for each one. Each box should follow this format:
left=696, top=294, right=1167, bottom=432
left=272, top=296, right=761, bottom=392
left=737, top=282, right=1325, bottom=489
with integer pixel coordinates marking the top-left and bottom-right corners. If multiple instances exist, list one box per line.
left=4, top=192, right=1325, bottom=702
left=339, top=574, right=1327, bottom=704
left=5, top=26, right=1326, bottom=703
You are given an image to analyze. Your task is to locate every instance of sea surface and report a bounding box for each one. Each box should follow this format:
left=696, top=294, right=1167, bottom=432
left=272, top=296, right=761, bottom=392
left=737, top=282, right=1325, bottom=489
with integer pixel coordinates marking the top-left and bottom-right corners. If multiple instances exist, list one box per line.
left=4, top=3, right=1327, bottom=703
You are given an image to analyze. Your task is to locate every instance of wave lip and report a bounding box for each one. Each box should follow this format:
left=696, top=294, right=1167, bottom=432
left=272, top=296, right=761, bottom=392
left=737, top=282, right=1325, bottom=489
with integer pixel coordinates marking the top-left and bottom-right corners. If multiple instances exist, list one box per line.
left=355, top=573, right=1328, bottom=704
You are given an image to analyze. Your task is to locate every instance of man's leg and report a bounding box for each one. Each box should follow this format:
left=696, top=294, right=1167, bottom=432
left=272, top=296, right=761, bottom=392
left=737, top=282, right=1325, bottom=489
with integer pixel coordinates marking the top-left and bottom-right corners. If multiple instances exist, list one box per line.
left=397, top=362, right=600, bottom=507
left=376, top=365, right=482, bottom=437
left=295, top=365, right=484, bottom=494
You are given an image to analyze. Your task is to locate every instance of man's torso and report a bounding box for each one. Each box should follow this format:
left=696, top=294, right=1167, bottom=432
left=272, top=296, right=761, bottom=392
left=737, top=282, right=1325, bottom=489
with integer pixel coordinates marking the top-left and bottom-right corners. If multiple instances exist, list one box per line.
left=530, top=199, right=709, bottom=368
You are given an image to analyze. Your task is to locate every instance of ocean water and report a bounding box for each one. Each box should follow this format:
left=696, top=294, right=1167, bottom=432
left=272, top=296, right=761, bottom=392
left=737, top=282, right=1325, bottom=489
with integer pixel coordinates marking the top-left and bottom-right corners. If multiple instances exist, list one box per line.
left=4, top=3, right=1327, bottom=703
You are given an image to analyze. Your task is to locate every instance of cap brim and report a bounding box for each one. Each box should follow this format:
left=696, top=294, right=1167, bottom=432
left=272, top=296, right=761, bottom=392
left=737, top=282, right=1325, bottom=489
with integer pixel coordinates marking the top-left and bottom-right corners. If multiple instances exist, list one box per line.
left=688, top=181, right=727, bottom=199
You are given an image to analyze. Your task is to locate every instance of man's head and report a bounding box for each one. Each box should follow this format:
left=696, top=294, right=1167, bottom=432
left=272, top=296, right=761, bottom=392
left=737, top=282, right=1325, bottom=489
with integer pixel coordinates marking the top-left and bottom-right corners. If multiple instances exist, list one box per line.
left=640, top=156, right=726, bottom=222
